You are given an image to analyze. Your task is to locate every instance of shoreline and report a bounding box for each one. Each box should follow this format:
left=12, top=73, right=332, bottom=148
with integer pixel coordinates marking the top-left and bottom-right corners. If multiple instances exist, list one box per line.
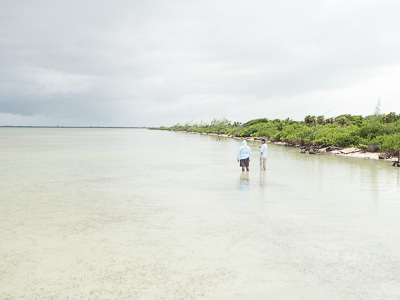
left=182, top=131, right=397, bottom=162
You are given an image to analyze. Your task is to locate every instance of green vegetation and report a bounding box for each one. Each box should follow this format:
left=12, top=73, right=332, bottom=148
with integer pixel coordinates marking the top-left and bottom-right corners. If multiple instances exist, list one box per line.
left=152, top=112, right=400, bottom=157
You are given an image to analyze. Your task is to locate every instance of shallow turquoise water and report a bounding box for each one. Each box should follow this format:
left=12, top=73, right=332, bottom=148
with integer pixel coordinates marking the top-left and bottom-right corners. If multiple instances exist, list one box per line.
left=1, top=128, right=400, bottom=299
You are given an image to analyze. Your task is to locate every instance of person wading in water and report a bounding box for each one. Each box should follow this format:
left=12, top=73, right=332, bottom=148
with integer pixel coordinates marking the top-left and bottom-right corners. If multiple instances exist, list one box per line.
left=259, top=138, right=268, bottom=170
left=237, top=140, right=251, bottom=172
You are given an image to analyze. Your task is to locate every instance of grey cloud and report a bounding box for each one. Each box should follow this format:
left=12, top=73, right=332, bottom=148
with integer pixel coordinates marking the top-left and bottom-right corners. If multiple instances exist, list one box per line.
left=1, top=0, right=400, bottom=126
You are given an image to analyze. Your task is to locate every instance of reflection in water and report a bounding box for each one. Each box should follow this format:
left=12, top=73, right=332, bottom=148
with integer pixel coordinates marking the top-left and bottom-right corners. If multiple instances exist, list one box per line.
left=237, top=172, right=250, bottom=204
left=259, top=170, right=267, bottom=188
left=237, top=172, right=250, bottom=190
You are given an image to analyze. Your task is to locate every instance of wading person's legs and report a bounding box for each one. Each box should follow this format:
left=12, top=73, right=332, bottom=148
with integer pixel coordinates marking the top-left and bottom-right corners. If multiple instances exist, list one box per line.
left=240, top=158, right=250, bottom=172
left=260, top=158, right=267, bottom=170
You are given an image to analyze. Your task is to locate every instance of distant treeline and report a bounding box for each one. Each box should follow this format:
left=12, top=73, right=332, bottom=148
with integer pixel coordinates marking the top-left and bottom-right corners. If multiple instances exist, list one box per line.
left=152, top=112, right=400, bottom=156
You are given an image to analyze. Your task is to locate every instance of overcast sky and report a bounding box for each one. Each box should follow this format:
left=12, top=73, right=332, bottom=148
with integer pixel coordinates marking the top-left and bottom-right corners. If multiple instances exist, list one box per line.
left=1, top=0, right=400, bottom=126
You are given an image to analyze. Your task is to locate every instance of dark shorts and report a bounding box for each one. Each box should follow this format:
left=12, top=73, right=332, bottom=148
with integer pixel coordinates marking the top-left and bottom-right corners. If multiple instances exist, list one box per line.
left=240, top=158, right=250, bottom=167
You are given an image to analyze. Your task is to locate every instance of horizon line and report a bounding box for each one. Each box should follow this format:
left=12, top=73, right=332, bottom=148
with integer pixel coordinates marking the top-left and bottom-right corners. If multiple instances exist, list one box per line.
left=0, top=125, right=149, bottom=129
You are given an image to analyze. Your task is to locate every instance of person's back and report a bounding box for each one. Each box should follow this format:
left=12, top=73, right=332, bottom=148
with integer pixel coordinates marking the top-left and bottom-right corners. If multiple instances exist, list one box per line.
left=237, top=140, right=251, bottom=171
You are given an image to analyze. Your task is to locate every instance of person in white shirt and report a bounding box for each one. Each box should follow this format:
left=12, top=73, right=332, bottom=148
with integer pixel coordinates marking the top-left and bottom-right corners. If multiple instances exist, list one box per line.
left=259, top=138, right=268, bottom=170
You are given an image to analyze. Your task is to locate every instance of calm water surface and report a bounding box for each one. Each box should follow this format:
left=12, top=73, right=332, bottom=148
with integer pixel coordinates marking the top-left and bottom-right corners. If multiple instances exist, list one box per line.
left=1, top=128, right=400, bottom=299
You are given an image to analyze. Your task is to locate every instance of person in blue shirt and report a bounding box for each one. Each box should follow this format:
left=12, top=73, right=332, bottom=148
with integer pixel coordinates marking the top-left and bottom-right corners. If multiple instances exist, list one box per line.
left=237, top=140, right=251, bottom=172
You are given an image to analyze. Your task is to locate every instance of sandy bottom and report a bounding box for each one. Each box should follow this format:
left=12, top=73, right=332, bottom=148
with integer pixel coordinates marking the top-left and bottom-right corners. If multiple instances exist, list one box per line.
left=2, top=128, right=400, bottom=300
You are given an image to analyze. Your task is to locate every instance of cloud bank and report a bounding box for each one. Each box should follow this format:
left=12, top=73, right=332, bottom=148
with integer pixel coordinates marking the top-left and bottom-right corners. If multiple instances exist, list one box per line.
left=1, top=0, right=400, bottom=126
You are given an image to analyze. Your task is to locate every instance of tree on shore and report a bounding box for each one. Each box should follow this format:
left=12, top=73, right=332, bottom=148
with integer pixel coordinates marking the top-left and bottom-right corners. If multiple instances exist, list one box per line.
left=152, top=110, right=400, bottom=158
